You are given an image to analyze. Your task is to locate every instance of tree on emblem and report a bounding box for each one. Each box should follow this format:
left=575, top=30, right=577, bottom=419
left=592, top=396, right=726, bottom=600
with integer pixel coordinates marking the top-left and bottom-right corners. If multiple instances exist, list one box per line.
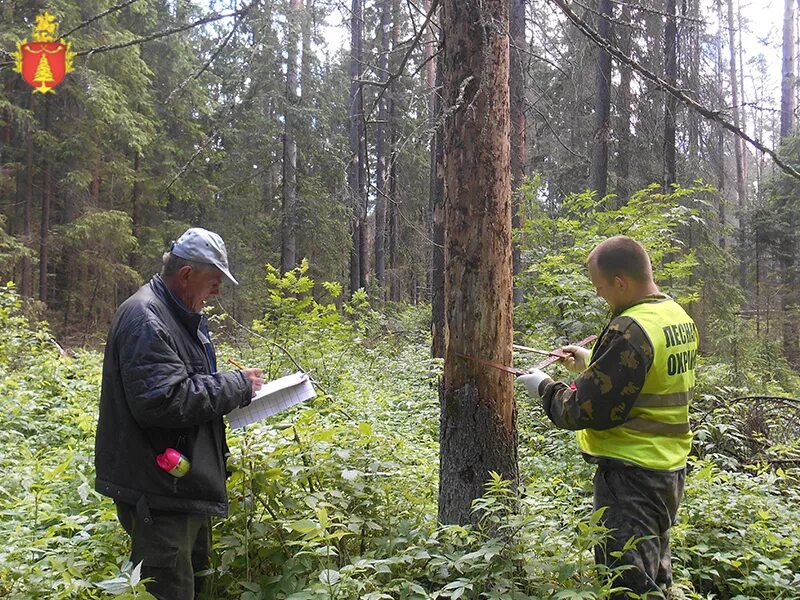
left=33, top=56, right=55, bottom=93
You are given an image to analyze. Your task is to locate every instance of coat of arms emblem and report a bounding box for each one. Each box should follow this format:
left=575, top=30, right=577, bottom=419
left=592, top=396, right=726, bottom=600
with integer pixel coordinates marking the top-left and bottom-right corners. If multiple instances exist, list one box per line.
left=13, top=12, right=75, bottom=94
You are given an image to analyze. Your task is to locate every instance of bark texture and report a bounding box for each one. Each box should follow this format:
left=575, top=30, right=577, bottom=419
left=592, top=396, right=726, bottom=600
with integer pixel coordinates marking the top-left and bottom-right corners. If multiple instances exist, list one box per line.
left=439, top=0, right=517, bottom=525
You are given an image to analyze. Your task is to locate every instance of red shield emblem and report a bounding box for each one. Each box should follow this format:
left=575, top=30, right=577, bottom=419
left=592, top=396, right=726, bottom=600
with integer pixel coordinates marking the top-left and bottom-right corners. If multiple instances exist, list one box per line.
left=20, top=42, right=67, bottom=93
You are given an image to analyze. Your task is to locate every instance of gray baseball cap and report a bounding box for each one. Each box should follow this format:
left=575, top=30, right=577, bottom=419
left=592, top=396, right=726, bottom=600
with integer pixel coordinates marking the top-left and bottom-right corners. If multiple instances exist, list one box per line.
left=170, top=227, right=239, bottom=285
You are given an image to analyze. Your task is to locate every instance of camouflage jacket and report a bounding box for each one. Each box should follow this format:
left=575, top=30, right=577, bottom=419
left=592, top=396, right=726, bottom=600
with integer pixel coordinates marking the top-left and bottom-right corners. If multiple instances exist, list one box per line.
left=540, top=295, right=666, bottom=432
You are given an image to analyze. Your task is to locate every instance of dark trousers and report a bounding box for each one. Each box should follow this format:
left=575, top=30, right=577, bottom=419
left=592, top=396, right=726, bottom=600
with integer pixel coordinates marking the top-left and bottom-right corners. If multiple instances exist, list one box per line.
left=115, top=501, right=212, bottom=600
left=593, top=466, right=686, bottom=600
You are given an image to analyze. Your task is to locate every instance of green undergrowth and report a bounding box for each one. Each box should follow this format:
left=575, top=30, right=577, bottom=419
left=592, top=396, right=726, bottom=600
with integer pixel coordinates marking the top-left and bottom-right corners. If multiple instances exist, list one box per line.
left=1, top=269, right=799, bottom=599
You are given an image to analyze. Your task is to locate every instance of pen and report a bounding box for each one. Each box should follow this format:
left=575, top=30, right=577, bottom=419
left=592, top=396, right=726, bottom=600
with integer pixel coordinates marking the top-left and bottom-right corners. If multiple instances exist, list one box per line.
left=227, top=357, right=245, bottom=370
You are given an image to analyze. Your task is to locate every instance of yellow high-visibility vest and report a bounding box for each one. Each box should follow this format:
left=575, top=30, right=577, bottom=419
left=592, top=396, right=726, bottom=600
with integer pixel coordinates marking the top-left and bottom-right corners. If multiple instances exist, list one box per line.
left=576, top=298, right=698, bottom=471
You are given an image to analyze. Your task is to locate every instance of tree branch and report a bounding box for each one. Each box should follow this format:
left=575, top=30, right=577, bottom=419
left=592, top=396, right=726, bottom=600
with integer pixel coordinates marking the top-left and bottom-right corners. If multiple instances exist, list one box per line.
left=549, top=0, right=800, bottom=182
left=167, top=2, right=254, bottom=102
left=0, top=9, right=244, bottom=71
left=61, top=0, right=144, bottom=39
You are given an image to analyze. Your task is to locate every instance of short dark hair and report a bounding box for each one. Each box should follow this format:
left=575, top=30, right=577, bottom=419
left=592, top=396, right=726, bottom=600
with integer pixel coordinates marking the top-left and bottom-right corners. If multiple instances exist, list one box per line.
left=588, top=235, right=653, bottom=282
left=161, top=252, right=216, bottom=278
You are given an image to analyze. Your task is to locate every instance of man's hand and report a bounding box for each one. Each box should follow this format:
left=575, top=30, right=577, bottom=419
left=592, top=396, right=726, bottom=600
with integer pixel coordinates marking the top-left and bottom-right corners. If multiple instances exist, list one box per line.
left=242, top=368, right=264, bottom=396
left=560, top=345, right=590, bottom=372
left=517, top=369, right=551, bottom=398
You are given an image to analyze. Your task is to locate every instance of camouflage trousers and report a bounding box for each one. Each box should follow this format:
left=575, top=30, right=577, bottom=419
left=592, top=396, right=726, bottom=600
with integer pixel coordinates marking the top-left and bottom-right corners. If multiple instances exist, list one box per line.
left=593, top=465, right=686, bottom=599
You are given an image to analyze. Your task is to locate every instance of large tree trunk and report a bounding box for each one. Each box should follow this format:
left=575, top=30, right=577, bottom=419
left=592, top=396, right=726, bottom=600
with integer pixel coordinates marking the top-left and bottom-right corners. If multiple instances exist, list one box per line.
left=374, top=0, right=391, bottom=294
left=439, top=0, right=516, bottom=525
left=281, top=0, right=302, bottom=273
left=509, top=0, right=526, bottom=305
left=663, top=0, right=678, bottom=190
left=590, top=0, right=613, bottom=200
left=348, top=0, right=364, bottom=295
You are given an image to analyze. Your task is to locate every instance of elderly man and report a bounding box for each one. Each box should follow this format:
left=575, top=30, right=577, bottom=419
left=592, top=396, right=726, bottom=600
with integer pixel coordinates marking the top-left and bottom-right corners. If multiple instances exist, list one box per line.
left=520, top=236, right=698, bottom=599
left=95, top=227, right=264, bottom=600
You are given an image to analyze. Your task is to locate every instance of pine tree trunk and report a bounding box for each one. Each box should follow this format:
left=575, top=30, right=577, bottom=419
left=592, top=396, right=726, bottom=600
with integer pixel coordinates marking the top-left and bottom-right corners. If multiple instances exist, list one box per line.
left=39, top=97, right=51, bottom=303
left=686, top=0, right=701, bottom=166
left=431, top=34, right=445, bottom=359
left=780, top=0, right=799, bottom=368
left=726, top=0, right=747, bottom=283
left=715, top=0, right=727, bottom=248
left=615, top=2, right=633, bottom=203
left=781, top=0, right=796, bottom=138
left=424, top=0, right=435, bottom=302
left=663, top=0, right=678, bottom=190
left=389, top=0, right=401, bottom=302
left=509, top=0, right=526, bottom=305
left=21, top=116, right=33, bottom=298
left=590, top=0, right=612, bottom=200
left=439, top=0, right=516, bottom=525
left=349, top=0, right=364, bottom=295
left=281, top=0, right=302, bottom=274
left=374, top=0, right=391, bottom=294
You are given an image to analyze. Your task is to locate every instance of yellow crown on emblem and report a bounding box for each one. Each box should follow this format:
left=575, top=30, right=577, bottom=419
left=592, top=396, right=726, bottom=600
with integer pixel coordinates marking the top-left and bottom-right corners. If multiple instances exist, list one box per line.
left=31, top=12, right=59, bottom=42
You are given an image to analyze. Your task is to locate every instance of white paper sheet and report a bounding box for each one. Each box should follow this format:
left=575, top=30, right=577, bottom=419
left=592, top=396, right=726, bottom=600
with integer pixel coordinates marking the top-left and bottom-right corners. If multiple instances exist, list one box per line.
left=226, top=371, right=316, bottom=429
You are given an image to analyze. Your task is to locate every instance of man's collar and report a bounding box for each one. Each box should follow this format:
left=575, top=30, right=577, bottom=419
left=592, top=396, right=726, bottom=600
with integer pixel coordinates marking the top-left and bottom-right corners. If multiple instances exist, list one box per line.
left=613, top=292, right=670, bottom=316
left=154, top=274, right=203, bottom=317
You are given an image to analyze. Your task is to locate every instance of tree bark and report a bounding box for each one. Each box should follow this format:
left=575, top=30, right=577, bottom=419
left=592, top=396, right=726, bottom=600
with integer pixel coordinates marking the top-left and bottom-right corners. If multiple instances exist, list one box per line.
left=21, top=104, right=34, bottom=298
left=663, top=0, right=678, bottom=190
left=779, top=0, right=799, bottom=369
left=439, top=0, right=517, bottom=525
left=349, top=0, right=364, bottom=295
left=389, top=0, right=402, bottom=302
left=39, top=97, right=51, bottom=303
left=281, top=0, right=302, bottom=274
left=590, top=0, right=613, bottom=200
left=726, top=0, right=747, bottom=283
left=615, top=2, right=633, bottom=203
left=715, top=0, right=727, bottom=248
left=431, top=34, right=445, bottom=359
left=374, top=0, right=391, bottom=294
left=509, top=0, right=526, bottom=305
left=781, top=0, right=796, bottom=138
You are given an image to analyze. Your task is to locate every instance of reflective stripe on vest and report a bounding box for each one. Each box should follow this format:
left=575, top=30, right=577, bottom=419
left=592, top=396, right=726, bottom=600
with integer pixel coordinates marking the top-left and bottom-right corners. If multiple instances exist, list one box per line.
left=577, top=298, right=697, bottom=471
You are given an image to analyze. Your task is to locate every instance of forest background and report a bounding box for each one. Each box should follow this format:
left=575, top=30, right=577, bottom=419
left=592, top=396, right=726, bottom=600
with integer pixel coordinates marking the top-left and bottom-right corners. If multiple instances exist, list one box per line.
left=1, top=0, right=800, bottom=598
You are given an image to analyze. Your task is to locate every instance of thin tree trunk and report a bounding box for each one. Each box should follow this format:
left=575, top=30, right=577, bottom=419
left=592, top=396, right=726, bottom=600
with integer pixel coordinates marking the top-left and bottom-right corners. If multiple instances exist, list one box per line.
left=716, top=0, right=727, bottom=248
left=590, top=0, right=612, bottom=200
left=21, top=114, right=34, bottom=298
left=301, top=0, right=312, bottom=108
left=614, top=3, right=633, bottom=204
left=281, top=0, right=302, bottom=273
left=39, top=97, right=51, bottom=303
left=440, top=0, right=516, bottom=525
left=663, top=0, right=678, bottom=190
left=389, top=0, right=401, bottom=302
left=348, top=0, right=364, bottom=295
left=509, top=0, right=526, bottom=305
left=431, top=34, right=445, bottom=359
left=374, top=0, right=391, bottom=294
left=780, top=0, right=799, bottom=368
left=726, top=0, right=747, bottom=283
left=686, top=0, right=700, bottom=166
left=782, top=0, right=796, bottom=138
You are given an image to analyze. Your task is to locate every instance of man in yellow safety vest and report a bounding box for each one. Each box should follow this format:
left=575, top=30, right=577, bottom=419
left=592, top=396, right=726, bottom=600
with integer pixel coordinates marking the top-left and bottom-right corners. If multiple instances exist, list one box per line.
left=519, top=235, right=698, bottom=599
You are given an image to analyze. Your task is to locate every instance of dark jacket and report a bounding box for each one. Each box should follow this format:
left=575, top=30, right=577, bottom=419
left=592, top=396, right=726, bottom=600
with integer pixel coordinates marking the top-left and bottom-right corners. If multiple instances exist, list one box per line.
left=95, top=275, right=251, bottom=516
